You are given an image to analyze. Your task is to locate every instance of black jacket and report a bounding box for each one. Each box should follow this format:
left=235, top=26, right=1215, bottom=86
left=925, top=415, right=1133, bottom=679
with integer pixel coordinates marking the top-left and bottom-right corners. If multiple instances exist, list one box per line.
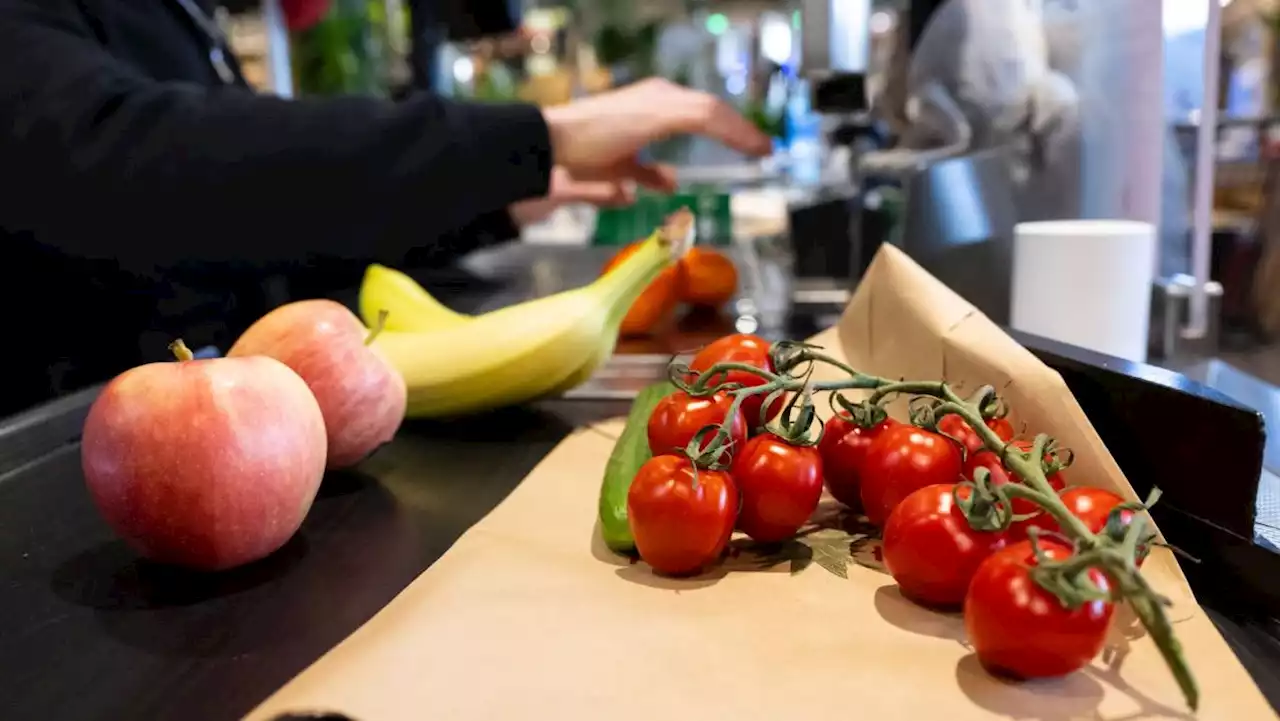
left=0, top=0, right=551, bottom=416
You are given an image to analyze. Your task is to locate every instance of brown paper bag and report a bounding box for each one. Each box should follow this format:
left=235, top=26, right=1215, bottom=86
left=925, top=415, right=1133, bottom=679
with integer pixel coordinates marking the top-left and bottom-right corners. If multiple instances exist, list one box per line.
left=247, top=246, right=1274, bottom=721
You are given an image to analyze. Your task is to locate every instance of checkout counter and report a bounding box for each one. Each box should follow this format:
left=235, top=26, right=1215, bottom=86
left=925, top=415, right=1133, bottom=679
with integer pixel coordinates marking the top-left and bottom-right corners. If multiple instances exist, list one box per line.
left=0, top=242, right=1279, bottom=720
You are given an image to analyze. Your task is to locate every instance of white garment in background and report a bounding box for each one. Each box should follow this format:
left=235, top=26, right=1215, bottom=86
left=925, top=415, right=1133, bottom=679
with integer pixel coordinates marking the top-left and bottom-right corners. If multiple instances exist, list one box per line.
left=861, top=0, right=1079, bottom=211
left=863, top=0, right=1186, bottom=277
left=904, top=0, right=1052, bottom=148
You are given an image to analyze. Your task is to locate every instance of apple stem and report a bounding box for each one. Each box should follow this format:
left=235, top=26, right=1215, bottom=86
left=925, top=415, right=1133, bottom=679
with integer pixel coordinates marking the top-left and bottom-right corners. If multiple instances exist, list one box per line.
left=364, top=309, right=390, bottom=346
left=169, top=339, right=195, bottom=362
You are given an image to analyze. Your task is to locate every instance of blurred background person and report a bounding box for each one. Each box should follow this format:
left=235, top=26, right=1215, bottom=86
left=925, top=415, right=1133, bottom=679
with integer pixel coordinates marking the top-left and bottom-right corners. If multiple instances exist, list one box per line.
left=0, top=0, right=770, bottom=416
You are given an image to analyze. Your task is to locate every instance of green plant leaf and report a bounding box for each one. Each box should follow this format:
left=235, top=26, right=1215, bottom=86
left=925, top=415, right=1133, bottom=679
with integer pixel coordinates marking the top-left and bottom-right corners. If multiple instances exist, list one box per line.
left=804, top=529, right=856, bottom=579
left=730, top=507, right=883, bottom=579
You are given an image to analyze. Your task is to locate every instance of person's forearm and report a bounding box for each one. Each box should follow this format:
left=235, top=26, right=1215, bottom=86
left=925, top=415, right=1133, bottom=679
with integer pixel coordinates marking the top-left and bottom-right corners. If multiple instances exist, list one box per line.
left=0, top=3, right=552, bottom=270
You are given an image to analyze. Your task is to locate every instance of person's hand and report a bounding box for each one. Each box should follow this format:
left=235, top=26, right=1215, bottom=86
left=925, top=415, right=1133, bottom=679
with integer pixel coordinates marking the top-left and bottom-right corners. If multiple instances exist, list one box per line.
left=541, top=78, right=773, bottom=192
left=508, top=166, right=635, bottom=227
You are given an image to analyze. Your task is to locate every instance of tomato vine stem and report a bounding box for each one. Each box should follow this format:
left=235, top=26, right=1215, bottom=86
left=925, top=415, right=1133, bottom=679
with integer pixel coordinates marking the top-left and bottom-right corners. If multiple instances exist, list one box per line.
left=674, top=342, right=1199, bottom=711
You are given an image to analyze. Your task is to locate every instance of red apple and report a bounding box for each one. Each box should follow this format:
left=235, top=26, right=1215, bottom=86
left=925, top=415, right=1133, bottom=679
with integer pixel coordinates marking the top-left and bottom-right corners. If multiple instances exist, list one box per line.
left=229, top=299, right=406, bottom=470
left=81, top=341, right=328, bottom=571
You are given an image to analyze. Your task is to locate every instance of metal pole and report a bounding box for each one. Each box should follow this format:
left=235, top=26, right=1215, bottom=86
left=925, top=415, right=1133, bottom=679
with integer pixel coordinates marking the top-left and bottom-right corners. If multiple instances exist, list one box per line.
left=1184, top=0, right=1221, bottom=340
left=261, top=0, right=295, bottom=98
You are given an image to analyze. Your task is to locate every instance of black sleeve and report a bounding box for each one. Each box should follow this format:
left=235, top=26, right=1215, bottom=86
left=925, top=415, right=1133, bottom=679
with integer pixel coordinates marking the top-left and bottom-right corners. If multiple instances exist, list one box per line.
left=397, top=208, right=519, bottom=269
left=0, top=1, right=551, bottom=271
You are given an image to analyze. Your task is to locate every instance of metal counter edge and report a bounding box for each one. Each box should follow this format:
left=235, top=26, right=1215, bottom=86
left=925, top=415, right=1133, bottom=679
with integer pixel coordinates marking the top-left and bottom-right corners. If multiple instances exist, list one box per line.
left=0, top=384, right=101, bottom=479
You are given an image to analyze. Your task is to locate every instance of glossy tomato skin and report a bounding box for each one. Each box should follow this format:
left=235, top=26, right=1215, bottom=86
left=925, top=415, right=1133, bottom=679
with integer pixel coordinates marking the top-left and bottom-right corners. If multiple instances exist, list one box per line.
left=818, top=413, right=856, bottom=461
left=627, top=455, right=738, bottom=576
left=937, top=414, right=1016, bottom=455
left=731, top=435, right=824, bottom=542
left=965, top=541, right=1113, bottom=679
left=860, top=425, right=964, bottom=526
left=820, top=416, right=900, bottom=509
left=964, top=440, right=1067, bottom=516
left=1061, top=487, right=1132, bottom=533
left=986, top=417, right=1016, bottom=443
left=689, top=334, right=779, bottom=429
left=647, top=391, right=748, bottom=457
left=883, top=484, right=1009, bottom=607
left=1016, top=487, right=1138, bottom=554
left=937, top=414, right=982, bottom=455
left=603, top=242, right=683, bottom=337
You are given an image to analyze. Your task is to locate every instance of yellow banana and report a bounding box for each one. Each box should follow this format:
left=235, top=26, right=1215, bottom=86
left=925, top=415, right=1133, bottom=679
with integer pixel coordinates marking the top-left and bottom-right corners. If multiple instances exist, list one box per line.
left=359, top=264, right=471, bottom=332
left=360, top=270, right=600, bottom=400
left=360, top=263, right=608, bottom=399
left=372, top=211, right=693, bottom=418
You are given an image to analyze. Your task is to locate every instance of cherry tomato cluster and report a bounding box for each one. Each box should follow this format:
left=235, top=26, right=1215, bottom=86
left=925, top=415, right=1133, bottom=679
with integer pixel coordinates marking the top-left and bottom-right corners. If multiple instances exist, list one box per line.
left=810, top=378, right=1142, bottom=682
left=618, top=334, right=1192, bottom=709
left=628, top=334, right=821, bottom=576
left=842, top=412, right=1134, bottom=681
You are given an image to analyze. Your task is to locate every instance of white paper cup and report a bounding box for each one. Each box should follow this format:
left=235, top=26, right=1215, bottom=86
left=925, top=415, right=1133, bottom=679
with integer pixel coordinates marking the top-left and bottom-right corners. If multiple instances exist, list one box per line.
left=1011, top=219, right=1156, bottom=362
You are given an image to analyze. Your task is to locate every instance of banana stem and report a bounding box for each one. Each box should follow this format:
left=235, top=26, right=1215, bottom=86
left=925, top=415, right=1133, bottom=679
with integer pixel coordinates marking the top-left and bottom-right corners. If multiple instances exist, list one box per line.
left=592, top=231, right=675, bottom=330
left=169, top=339, right=195, bottom=362
left=365, top=309, right=390, bottom=346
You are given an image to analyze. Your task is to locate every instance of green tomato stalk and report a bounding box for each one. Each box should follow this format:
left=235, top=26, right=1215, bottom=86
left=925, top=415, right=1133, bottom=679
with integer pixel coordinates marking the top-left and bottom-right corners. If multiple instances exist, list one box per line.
left=668, top=340, right=1198, bottom=711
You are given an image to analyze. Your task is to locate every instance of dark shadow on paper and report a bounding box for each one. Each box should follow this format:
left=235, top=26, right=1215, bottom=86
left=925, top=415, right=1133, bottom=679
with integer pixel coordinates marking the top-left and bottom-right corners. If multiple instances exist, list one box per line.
left=1083, top=663, right=1194, bottom=721
left=608, top=502, right=884, bottom=590
left=1111, top=602, right=1148, bottom=641
left=1099, top=601, right=1148, bottom=669
left=724, top=537, right=815, bottom=574
left=610, top=536, right=809, bottom=590
left=955, top=653, right=1105, bottom=721
left=873, top=584, right=968, bottom=643
left=615, top=563, right=724, bottom=591
left=591, top=518, right=637, bottom=568
left=1087, top=606, right=1193, bottom=721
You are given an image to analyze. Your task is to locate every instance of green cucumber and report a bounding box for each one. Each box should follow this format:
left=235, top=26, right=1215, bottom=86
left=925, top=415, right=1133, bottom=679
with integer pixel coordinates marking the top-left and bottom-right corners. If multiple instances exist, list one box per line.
left=598, top=381, right=675, bottom=554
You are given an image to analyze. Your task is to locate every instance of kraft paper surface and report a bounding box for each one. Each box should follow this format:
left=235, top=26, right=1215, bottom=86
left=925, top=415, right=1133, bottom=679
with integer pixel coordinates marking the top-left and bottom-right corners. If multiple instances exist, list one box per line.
left=247, top=246, right=1274, bottom=721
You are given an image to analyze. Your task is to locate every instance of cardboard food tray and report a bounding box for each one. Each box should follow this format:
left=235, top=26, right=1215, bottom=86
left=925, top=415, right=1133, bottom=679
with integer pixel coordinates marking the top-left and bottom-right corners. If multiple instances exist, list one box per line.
left=247, top=246, right=1275, bottom=721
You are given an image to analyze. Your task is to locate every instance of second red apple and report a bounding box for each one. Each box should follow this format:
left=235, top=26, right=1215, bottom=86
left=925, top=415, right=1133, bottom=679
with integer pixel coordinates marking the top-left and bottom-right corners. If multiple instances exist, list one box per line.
left=230, top=299, right=406, bottom=470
